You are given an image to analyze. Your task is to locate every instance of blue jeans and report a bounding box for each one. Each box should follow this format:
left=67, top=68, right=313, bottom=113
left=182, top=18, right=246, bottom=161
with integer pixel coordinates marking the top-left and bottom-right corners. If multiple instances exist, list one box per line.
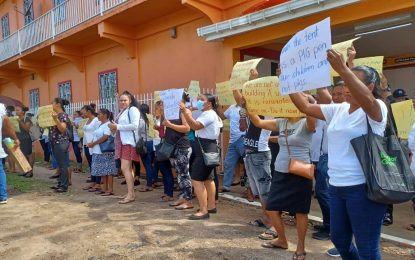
left=155, top=159, right=173, bottom=197
left=49, top=142, right=58, bottom=169
left=71, top=141, right=83, bottom=164
left=223, top=136, right=245, bottom=190
left=315, top=154, right=330, bottom=230
left=140, top=141, right=156, bottom=187
left=53, top=141, right=70, bottom=191
left=39, top=139, right=50, bottom=162
left=330, top=184, right=387, bottom=260
left=0, top=160, right=7, bottom=200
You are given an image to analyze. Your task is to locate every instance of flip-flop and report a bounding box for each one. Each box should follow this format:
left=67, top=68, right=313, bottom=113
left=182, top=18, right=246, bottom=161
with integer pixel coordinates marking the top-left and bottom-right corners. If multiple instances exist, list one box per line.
left=258, top=229, right=278, bottom=240
left=118, top=198, right=135, bottom=204
left=138, top=187, right=153, bottom=192
left=261, top=242, right=288, bottom=250
left=174, top=204, right=194, bottom=210
left=406, top=224, right=415, bottom=231
left=169, top=200, right=185, bottom=207
left=160, top=196, right=174, bottom=202
left=248, top=219, right=266, bottom=227
left=101, top=192, right=114, bottom=197
left=293, top=252, right=306, bottom=260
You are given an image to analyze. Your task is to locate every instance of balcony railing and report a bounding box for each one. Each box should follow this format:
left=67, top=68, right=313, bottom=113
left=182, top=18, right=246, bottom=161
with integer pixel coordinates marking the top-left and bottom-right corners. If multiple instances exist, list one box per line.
left=0, top=0, right=128, bottom=63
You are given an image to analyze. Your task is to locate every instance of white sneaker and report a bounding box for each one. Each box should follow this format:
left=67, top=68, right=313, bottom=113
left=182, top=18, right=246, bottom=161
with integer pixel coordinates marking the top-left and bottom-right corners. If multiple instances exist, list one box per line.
left=0, top=199, right=8, bottom=205
left=327, top=248, right=340, bottom=257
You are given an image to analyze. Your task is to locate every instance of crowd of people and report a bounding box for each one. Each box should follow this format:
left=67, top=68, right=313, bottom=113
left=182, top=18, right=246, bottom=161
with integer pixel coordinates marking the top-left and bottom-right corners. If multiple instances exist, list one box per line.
left=0, top=47, right=414, bottom=260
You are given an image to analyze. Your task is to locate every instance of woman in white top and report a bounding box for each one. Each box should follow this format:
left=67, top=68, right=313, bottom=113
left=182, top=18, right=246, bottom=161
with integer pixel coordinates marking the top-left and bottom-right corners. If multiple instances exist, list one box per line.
left=71, top=111, right=83, bottom=173
left=407, top=95, right=415, bottom=231
left=87, top=109, right=117, bottom=196
left=81, top=104, right=100, bottom=189
left=108, top=91, right=141, bottom=204
left=289, top=50, right=388, bottom=260
left=180, top=93, right=222, bottom=220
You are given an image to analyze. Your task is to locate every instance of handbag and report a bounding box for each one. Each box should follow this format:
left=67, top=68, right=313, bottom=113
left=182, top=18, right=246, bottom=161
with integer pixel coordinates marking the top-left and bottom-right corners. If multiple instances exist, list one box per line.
left=351, top=116, right=415, bottom=204
left=155, top=139, right=175, bottom=162
left=99, top=135, right=115, bottom=153
left=128, top=109, right=147, bottom=155
left=197, top=136, right=221, bottom=167
left=284, top=120, right=315, bottom=180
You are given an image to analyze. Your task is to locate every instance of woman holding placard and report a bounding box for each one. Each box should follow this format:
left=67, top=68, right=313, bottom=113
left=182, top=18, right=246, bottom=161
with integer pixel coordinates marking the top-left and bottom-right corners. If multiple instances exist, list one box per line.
left=289, top=50, right=388, bottom=260
left=180, top=93, right=222, bottom=220
left=49, top=98, right=71, bottom=193
left=15, top=106, right=34, bottom=177
left=108, top=91, right=141, bottom=204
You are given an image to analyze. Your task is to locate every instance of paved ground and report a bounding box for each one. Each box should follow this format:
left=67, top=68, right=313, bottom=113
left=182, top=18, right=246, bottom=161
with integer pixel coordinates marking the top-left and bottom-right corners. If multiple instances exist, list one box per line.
left=0, top=165, right=414, bottom=260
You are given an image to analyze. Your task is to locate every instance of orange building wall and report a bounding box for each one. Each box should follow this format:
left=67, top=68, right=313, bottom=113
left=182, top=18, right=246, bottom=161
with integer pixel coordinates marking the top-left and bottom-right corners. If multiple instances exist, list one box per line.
left=20, top=74, right=47, bottom=107
left=0, top=0, right=18, bottom=37
left=49, top=61, right=85, bottom=102
left=0, top=81, right=22, bottom=100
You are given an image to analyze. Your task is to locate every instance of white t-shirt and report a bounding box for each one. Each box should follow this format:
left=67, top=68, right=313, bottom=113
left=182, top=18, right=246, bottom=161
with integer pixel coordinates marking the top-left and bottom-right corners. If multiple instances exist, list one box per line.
left=72, top=117, right=82, bottom=142
left=321, top=100, right=388, bottom=187
left=83, top=117, right=100, bottom=146
left=224, top=105, right=245, bottom=144
left=91, top=121, right=112, bottom=154
left=311, top=119, right=328, bottom=162
left=196, top=110, right=222, bottom=140
left=408, top=122, right=415, bottom=177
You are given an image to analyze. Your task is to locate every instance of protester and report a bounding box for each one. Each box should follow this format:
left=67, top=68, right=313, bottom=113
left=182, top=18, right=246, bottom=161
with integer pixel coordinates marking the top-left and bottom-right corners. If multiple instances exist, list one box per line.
left=392, top=88, right=409, bottom=102
left=71, top=111, right=83, bottom=173
left=137, top=104, right=157, bottom=192
left=153, top=101, right=174, bottom=202
left=289, top=49, right=388, bottom=259
left=38, top=128, right=51, bottom=166
left=49, top=98, right=72, bottom=193
left=87, top=109, right=117, bottom=196
left=15, top=106, right=34, bottom=177
left=180, top=93, right=222, bottom=220
left=0, top=103, right=20, bottom=204
left=109, top=91, right=141, bottom=204
left=163, top=94, right=193, bottom=210
left=81, top=104, right=100, bottom=188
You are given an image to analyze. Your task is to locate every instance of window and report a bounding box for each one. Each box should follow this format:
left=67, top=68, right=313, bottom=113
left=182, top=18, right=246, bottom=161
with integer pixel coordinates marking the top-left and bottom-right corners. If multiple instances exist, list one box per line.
left=99, top=70, right=118, bottom=100
left=54, top=0, right=66, bottom=23
left=24, top=0, right=34, bottom=25
left=58, top=81, right=72, bottom=102
left=1, top=14, right=10, bottom=39
left=29, top=89, right=40, bottom=112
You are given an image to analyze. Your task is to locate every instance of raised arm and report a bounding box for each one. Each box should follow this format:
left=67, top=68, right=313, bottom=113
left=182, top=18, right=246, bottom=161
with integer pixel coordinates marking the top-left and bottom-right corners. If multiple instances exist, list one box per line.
left=328, top=49, right=382, bottom=122
left=317, top=88, right=332, bottom=104
left=247, top=112, right=278, bottom=132
left=179, top=103, right=204, bottom=131
left=289, top=93, right=325, bottom=121
left=164, top=111, right=190, bottom=134
left=346, top=46, right=356, bottom=69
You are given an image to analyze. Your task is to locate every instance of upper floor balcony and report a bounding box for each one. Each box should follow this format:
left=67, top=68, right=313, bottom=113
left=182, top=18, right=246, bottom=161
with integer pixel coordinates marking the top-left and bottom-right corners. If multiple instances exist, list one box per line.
left=0, top=0, right=128, bottom=63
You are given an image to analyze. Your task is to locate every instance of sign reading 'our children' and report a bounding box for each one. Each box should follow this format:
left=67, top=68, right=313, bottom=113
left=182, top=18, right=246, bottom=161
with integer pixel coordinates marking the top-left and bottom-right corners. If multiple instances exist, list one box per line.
left=280, top=17, right=332, bottom=96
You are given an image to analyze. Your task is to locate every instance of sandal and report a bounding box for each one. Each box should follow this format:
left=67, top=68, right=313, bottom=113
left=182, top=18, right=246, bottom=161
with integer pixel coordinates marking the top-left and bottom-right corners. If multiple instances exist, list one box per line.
left=248, top=219, right=266, bottom=227
left=138, top=186, right=153, bottom=192
left=160, top=195, right=174, bottom=202
left=406, top=224, right=415, bottom=231
left=95, top=190, right=106, bottom=195
left=293, top=252, right=306, bottom=260
left=118, top=198, right=135, bottom=204
left=174, top=203, right=194, bottom=210
left=88, top=188, right=100, bottom=192
left=261, top=241, right=288, bottom=249
left=101, top=192, right=114, bottom=196
left=169, top=199, right=185, bottom=207
left=258, top=228, right=278, bottom=240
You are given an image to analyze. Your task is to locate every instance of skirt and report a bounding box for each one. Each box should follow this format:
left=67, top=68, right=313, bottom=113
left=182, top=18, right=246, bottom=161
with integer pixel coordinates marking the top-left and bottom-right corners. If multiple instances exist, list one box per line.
left=266, top=171, right=313, bottom=214
left=114, top=132, right=140, bottom=161
left=190, top=138, right=217, bottom=181
left=91, top=153, right=118, bottom=176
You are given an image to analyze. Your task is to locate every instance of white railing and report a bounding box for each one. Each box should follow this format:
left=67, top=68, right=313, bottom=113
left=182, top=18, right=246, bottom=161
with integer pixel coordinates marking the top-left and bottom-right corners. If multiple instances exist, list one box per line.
left=0, top=0, right=128, bottom=62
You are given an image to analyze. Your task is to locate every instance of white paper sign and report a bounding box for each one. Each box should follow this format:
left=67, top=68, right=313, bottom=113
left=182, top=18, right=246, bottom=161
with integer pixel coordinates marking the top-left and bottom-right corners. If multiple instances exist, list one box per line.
left=160, top=88, right=184, bottom=120
left=280, top=17, right=332, bottom=95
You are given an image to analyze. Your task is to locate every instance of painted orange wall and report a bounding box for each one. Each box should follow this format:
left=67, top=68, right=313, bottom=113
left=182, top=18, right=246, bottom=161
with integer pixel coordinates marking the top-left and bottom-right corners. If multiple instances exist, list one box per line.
left=49, top=61, right=85, bottom=102
left=0, top=0, right=18, bottom=37
left=20, top=73, right=47, bottom=107
left=0, top=81, right=22, bottom=100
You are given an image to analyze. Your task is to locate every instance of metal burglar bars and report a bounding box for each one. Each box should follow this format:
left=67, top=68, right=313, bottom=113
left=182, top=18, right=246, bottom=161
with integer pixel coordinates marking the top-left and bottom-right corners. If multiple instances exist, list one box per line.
left=0, top=0, right=128, bottom=62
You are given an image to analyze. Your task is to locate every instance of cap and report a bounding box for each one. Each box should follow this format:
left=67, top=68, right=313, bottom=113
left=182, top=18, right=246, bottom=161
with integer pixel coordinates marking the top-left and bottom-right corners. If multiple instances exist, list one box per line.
left=392, top=88, right=407, bottom=98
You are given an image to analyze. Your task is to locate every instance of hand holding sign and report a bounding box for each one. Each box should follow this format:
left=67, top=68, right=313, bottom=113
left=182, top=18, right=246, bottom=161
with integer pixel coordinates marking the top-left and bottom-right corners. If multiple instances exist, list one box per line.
left=230, top=58, right=263, bottom=90
left=38, top=105, right=56, bottom=128
left=160, top=89, right=184, bottom=120
left=188, top=81, right=200, bottom=99
left=327, top=49, right=349, bottom=75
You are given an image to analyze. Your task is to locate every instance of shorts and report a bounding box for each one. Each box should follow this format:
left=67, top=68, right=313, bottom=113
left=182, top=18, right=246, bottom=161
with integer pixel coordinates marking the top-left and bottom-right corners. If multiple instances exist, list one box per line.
left=244, top=151, right=272, bottom=202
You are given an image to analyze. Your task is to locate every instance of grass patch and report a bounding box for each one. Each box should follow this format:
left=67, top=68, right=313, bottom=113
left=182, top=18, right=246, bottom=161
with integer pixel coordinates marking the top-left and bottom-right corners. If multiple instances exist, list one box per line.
left=7, top=174, right=50, bottom=193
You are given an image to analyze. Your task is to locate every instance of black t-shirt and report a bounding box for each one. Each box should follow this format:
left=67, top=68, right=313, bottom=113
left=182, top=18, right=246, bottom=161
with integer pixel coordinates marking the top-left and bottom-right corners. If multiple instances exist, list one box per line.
left=165, top=118, right=190, bottom=149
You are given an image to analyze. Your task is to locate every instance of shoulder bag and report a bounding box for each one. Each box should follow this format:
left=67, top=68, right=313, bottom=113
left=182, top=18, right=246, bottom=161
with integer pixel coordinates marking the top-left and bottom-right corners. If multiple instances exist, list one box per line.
left=155, top=138, right=175, bottom=162
left=351, top=116, right=415, bottom=204
left=128, top=108, right=147, bottom=155
left=284, top=120, right=315, bottom=180
left=197, top=136, right=221, bottom=167
left=99, top=123, right=115, bottom=153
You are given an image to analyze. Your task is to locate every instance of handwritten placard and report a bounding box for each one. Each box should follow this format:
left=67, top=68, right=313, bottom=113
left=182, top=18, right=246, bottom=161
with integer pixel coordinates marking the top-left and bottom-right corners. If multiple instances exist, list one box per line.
left=243, top=76, right=304, bottom=117
left=146, top=114, right=159, bottom=138
left=188, top=80, right=200, bottom=99
left=154, top=91, right=161, bottom=102
left=77, top=118, right=88, bottom=138
left=280, top=17, right=332, bottom=95
left=160, top=88, right=184, bottom=120
left=391, top=100, right=415, bottom=139
left=230, top=58, right=263, bottom=90
left=332, top=37, right=359, bottom=60
left=37, top=105, right=56, bottom=128
left=9, top=116, right=20, bottom=133
left=216, top=81, right=234, bottom=106
left=354, top=56, right=384, bottom=73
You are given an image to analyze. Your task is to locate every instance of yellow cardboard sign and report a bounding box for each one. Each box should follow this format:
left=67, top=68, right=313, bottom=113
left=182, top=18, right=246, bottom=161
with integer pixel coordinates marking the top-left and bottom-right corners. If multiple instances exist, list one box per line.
left=332, top=37, right=360, bottom=60
left=391, top=100, right=415, bottom=139
left=37, top=105, right=56, bottom=128
left=188, top=80, right=200, bottom=99
left=222, top=119, right=230, bottom=132
left=9, top=116, right=20, bottom=133
left=332, top=56, right=384, bottom=78
left=154, top=91, right=161, bottom=102
left=216, top=81, right=234, bottom=106
left=230, top=58, right=263, bottom=90
left=243, top=76, right=304, bottom=118
left=146, top=114, right=159, bottom=138
left=77, top=118, right=88, bottom=138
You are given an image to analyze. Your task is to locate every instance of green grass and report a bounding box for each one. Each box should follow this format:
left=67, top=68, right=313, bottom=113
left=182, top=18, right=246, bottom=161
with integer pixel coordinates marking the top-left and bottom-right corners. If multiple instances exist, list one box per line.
left=7, top=173, right=50, bottom=193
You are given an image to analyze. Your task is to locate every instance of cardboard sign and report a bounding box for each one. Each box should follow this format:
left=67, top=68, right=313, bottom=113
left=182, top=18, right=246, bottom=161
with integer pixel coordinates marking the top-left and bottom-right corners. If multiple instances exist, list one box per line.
left=243, top=76, right=304, bottom=117
left=188, top=80, right=200, bottom=99
left=391, top=100, right=415, bottom=139
left=146, top=114, right=159, bottom=139
left=154, top=91, right=161, bottom=102
left=230, top=58, right=263, bottom=90
left=354, top=56, right=384, bottom=73
left=77, top=118, right=88, bottom=138
left=38, top=105, right=56, bottom=128
left=280, top=17, right=332, bottom=95
left=3, top=138, right=32, bottom=173
left=332, top=37, right=359, bottom=60
left=160, top=89, right=184, bottom=120
left=216, top=81, right=234, bottom=106
left=9, top=116, right=20, bottom=133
